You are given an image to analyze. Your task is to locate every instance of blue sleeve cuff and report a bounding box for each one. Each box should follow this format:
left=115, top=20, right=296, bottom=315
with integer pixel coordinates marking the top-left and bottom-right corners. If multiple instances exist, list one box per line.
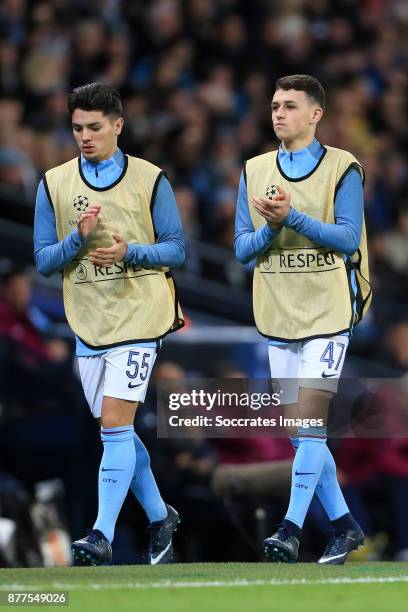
left=264, top=224, right=281, bottom=240
left=124, top=243, right=138, bottom=264
left=282, top=207, right=297, bottom=228
left=72, top=227, right=87, bottom=247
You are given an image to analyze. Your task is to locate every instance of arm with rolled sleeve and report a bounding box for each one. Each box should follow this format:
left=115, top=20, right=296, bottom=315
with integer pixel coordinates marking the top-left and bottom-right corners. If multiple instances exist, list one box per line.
left=124, top=175, right=185, bottom=268
left=283, top=169, right=364, bottom=256
left=34, top=180, right=87, bottom=277
left=234, top=172, right=281, bottom=264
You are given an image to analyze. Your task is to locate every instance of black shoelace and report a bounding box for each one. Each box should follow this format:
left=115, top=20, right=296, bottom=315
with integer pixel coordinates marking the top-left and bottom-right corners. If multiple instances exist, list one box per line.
left=85, top=529, right=105, bottom=544
left=276, top=526, right=291, bottom=541
left=325, top=533, right=349, bottom=554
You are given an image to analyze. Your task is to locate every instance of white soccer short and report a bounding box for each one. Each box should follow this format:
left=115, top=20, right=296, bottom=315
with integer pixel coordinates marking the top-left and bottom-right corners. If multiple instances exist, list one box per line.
left=78, top=346, right=157, bottom=418
left=268, top=335, right=349, bottom=405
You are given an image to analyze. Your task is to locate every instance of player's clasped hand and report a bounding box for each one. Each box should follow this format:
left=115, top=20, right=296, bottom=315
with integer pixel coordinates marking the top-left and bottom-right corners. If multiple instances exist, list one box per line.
left=252, top=185, right=291, bottom=229
left=78, top=204, right=101, bottom=238
left=89, top=234, right=128, bottom=265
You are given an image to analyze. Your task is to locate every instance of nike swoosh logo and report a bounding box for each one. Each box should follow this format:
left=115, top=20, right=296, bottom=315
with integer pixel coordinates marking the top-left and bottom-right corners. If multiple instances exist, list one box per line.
left=150, top=541, right=172, bottom=565
left=322, top=372, right=337, bottom=378
left=101, top=468, right=124, bottom=472
left=295, top=471, right=315, bottom=476
left=318, top=552, right=347, bottom=563
left=128, top=382, right=143, bottom=389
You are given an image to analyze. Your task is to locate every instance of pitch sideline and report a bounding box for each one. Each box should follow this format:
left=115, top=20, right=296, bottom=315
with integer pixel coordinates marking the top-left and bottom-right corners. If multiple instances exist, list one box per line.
left=2, top=576, right=408, bottom=591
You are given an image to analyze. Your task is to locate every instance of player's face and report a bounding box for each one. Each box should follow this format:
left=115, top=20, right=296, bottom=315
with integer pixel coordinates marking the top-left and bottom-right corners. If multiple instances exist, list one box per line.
left=271, top=89, right=322, bottom=148
left=71, top=109, right=124, bottom=162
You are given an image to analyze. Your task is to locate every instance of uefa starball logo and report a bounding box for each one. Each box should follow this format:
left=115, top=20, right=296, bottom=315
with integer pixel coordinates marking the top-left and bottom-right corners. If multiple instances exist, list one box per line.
left=75, top=262, right=88, bottom=281
left=265, top=184, right=279, bottom=199
left=262, top=254, right=272, bottom=270
left=73, top=195, right=89, bottom=213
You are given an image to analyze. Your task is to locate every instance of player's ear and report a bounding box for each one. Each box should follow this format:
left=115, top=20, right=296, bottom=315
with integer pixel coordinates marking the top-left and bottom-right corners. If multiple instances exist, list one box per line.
left=311, top=106, right=323, bottom=125
left=115, top=117, right=124, bottom=135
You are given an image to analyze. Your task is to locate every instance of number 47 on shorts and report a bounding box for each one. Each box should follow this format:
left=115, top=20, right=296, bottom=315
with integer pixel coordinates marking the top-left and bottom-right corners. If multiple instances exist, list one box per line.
left=320, top=341, right=345, bottom=377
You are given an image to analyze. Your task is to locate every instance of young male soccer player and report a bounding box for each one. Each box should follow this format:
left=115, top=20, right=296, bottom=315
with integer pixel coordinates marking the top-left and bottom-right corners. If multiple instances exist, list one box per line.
left=234, top=74, right=371, bottom=564
left=34, top=83, right=185, bottom=566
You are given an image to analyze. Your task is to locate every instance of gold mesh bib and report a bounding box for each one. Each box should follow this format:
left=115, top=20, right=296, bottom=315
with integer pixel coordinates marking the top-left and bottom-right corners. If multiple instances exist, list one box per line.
left=44, top=155, right=183, bottom=348
left=246, top=146, right=371, bottom=341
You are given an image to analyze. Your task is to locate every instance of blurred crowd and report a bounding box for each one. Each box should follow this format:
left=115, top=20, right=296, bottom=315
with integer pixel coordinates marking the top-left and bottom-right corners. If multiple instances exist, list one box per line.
left=0, top=0, right=407, bottom=341
left=1, top=0, right=408, bottom=565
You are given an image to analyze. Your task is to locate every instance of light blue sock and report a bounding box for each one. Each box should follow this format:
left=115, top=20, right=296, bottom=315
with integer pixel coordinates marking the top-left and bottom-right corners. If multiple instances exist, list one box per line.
left=93, top=425, right=136, bottom=543
left=129, top=433, right=167, bottom=523
left=290, top=437, right=350, bottom=521
left=285, top=428, right=327, bottom=528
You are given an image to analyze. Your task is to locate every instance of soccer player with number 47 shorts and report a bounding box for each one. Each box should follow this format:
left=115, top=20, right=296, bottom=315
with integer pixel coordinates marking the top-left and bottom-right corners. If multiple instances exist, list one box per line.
left=234, top=74, right=372, bottom=565
left=34, top=83, right=184, bottom=566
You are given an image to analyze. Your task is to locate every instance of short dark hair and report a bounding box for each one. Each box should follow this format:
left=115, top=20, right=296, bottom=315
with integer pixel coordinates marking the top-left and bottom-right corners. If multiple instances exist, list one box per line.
left=275, top=74, right=326, bottom=109
left=68, top=83, right=123, bottom=117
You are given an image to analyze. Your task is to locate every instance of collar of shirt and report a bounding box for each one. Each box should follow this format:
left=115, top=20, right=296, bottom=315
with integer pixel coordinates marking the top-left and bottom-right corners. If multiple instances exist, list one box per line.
left=80, top=148, right=125, bottom=188
left=278, top=138, right=324, bottom=179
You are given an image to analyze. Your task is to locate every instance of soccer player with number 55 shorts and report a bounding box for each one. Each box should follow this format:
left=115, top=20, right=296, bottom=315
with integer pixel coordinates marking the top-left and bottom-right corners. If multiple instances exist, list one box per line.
left=34, top=83, right=184, bottom=566
left=234, top=75, right=372, bottom=565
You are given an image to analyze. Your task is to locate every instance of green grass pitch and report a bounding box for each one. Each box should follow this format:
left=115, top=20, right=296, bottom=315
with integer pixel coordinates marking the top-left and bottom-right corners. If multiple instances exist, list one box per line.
left=1, top=563, right=407, bottom=612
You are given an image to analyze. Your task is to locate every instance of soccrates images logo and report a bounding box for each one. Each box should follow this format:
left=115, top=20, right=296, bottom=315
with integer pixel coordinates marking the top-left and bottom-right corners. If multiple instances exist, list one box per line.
left=73, top=195, right=89, bottom=213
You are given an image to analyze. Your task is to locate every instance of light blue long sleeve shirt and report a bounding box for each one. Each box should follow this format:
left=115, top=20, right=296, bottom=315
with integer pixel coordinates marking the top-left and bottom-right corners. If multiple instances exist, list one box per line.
left=34, top=148, right=185, bottom=356
left=234, top=138, right=364, bottom=343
